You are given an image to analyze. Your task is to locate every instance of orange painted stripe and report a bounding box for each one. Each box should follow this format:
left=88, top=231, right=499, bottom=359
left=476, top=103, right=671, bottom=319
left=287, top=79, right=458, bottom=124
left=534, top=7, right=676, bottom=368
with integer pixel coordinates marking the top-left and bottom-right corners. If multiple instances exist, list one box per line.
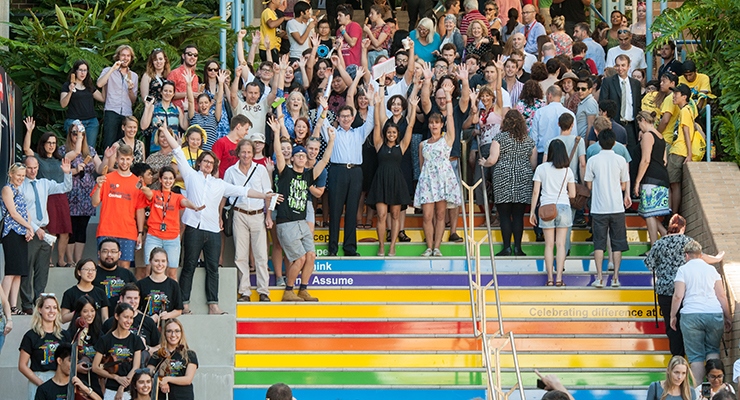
left=236, top=337, right=669, bottom=352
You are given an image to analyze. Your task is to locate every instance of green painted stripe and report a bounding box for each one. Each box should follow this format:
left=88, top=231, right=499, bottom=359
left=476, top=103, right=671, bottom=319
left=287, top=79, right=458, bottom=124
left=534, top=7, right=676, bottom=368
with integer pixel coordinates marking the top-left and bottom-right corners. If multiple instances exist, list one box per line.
left=235, top=371, right=664, bottom=386
left=312, top=243, right=650, bottom=257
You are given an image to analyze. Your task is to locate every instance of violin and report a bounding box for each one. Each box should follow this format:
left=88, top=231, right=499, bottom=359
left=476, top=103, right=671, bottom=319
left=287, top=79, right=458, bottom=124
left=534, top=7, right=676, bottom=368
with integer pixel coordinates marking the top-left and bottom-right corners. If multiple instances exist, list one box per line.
left=68, top=317, right=93, bottom=400
left=152, top=345, right=183, bottom=400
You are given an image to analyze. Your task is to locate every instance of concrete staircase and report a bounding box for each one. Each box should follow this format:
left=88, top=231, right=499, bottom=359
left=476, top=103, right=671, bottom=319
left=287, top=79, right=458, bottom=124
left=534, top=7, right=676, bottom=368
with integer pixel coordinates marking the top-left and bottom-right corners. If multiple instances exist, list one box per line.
left=233, top=213, right=666, bottom=400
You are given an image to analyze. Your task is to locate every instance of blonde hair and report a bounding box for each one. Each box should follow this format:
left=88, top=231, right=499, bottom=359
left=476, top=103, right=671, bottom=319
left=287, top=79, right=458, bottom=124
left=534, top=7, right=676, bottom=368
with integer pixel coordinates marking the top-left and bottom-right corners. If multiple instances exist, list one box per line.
left=467, top=20, right=489, bottom=39
left=416, top=18, right=436, bottom=43
left=661, top=356, right=695, bottom=400
left=551, top=15, right=566, bottom=31
left=31, top=295, right=64, bottom=339
left=286, top=91, right=309, bottom=119
left=8, top=162, right=26, bottom=177
left=113, top=45, right=135, bottom=63
left=636, top=110, right=656, bottom=125
left=159, top=318, right=192, bottom=363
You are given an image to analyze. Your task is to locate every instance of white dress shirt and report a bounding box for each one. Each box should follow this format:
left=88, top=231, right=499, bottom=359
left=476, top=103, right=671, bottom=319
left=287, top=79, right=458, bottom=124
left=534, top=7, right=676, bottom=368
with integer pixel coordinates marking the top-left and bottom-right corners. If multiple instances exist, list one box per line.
left=618, top=76, right=634, bottom=122
left=21, top=174, right=72, bottom=232
left=223, top=162, right=272, bottom=211
left=173, top=147, right=251, bottom=233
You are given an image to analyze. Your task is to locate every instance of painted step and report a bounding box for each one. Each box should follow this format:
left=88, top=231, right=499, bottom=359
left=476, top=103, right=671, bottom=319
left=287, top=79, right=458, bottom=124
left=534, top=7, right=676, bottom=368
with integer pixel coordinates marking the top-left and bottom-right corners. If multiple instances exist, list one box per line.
left=234, top=370, right=664, bottom=387
left=236, top=336, right=669, bottom=352
left=304, top=257, right=649, bottom=272
left=312, top=227, right=648, bottom=243
left=252, top=272, right=654, bottom=287
left=237, top=303, right=661, bottom=320
left=318, top=213, right=648, bottom=228
left=241, top=288, right=658, bottom=303
left=235, top=388, right=648, bottom=400
left=310, top=243, right=650, bottom=257
left=235, top=352, right=670, bottom=369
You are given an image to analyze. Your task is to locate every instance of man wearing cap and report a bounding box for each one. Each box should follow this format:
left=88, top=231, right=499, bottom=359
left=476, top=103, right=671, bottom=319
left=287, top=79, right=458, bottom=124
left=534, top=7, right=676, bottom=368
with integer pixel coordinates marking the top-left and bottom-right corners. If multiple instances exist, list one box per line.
left=213, top=114, right=252, bottom=178
left=605, top=30, right=647, bottom=76
left=223, top=138, right=274, bottom=303
left=678, top=60, right=712, bottom=109
left=270, top=116, right=335, bottom=301
left=316, top=86, right=378, bottom=257
left=667, top=84, right=695, bottom=215
left=657, top=41, right=683, bottom=81
left=657, top=72, right=680, bottom=151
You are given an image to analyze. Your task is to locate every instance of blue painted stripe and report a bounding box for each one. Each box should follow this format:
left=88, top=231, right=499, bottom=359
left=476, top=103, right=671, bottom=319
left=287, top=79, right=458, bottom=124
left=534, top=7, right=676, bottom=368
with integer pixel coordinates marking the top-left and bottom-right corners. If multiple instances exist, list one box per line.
left=267, top=258, right=648, bottom=273
left=235, top=388, right=646, bottom=400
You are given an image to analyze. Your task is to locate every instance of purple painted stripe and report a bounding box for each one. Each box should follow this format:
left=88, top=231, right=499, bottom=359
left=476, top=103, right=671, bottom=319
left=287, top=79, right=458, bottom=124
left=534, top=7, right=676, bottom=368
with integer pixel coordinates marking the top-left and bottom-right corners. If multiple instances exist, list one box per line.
left=250, top=273, right=653, bottom=287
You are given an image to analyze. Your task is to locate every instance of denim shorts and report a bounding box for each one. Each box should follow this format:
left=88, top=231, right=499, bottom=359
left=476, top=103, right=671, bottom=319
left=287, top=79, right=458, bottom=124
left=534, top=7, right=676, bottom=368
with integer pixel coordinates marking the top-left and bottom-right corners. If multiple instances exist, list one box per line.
left=680, top=312, right=724, bottom=363
left=144, top=234, right=182, bottom=268
left=538, top=204, right=572, bottom=229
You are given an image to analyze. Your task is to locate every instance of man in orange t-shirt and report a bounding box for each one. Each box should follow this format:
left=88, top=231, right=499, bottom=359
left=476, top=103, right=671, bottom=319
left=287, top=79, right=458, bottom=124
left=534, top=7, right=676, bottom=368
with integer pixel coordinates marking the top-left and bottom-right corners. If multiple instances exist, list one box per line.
left=91, top=144, right=146, bottom=269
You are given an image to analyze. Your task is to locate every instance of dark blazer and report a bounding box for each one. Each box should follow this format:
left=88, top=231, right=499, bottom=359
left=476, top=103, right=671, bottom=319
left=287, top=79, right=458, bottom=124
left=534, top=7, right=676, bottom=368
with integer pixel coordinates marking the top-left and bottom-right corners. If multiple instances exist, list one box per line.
left=599, top=75, right=642, bottom=121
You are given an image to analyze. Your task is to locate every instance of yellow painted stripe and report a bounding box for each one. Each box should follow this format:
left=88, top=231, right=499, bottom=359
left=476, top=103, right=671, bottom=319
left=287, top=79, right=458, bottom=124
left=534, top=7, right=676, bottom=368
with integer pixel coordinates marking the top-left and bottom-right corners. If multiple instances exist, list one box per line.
left=244, top=289, right=656, bottom=304
left=235, top=353, right=670, bottom=369
left=237, top=304, right=658, bottom=320
left=313, top=228, right=648, bottom=243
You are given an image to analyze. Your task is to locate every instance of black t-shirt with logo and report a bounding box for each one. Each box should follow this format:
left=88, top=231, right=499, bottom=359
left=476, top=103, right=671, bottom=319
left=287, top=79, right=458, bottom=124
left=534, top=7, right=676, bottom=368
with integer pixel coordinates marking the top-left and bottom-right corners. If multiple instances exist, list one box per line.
left=136, top=277, right=183, bottom=315
left=275, top=167, right=315, bottom=223
left=20, top=329, right=73, bottom=372
left=94, top=331, right=145, bottom=391
left=34, top=378, right=68, bottom=400
left=148, top=349, right=199, bottom=400
left=102, top=314, right=160, bottom=348
left=60, top=285, right=108, bottom=313
left=93, top=265, right=136, bottom=312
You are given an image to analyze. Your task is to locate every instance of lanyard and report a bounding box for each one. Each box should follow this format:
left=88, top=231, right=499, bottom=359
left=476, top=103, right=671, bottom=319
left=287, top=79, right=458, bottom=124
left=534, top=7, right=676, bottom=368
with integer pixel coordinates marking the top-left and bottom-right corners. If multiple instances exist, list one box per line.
left=159, top=190, right=173, bottom=220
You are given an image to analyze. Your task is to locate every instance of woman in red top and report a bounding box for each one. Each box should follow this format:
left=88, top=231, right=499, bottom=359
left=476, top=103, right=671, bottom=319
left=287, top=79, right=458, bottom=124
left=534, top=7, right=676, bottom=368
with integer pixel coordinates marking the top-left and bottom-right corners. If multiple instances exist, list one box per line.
left=141, top=166, right=204, bottom=280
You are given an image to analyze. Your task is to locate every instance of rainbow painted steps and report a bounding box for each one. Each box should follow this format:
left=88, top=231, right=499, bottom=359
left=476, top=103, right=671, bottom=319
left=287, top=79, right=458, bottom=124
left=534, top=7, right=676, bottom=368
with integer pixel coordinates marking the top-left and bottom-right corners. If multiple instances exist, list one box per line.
left=235, top=388, right=648, bottom=400
left=318, top=213, right=648, bottom=228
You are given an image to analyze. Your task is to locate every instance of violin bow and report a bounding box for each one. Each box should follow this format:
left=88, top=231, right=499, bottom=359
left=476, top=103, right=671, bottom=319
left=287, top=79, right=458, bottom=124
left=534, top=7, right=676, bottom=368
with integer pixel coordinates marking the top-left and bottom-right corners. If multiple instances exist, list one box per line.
left=138, top=296, right=151, bottom=335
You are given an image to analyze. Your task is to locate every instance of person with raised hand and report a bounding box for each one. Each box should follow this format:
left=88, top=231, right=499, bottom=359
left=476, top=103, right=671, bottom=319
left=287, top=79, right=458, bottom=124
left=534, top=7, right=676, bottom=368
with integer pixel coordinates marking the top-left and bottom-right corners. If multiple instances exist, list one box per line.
left=97, top=45, right=138, bottom=149
left=185, top=68, right=225, bottom=151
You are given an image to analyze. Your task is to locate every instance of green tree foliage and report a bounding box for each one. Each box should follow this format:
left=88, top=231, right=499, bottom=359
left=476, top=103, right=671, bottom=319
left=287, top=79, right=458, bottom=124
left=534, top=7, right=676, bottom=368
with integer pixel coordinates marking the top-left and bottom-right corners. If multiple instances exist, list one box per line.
left=0, top=0, right=230, bottom=139
left=649, top=0, right=740, bottom=163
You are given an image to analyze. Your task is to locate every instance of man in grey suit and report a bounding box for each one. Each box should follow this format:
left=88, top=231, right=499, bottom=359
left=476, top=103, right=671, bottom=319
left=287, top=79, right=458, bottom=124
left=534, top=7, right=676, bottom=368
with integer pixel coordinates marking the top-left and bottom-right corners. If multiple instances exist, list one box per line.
left=598, top=54, right=641, bottom=188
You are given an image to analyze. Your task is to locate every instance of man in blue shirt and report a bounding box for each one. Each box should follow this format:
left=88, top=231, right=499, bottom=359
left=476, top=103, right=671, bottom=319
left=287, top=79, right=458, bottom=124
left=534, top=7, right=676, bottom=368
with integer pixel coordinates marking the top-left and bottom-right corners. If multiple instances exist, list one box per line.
left=573, top=22, right=606, bottom=75
left=517, top=5, right=546, bottom=55
left=530, top=85, right=577, bottom=163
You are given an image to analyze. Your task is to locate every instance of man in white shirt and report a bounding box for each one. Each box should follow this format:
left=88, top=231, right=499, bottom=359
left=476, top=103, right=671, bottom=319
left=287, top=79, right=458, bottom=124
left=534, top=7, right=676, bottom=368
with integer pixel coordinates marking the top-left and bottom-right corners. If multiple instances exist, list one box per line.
left=157, top=127, right=277, bottom=314
left=584, top=129, right=631, bottom=289
left=19, top=156, right=73, bottom=314
left=286, top=2, right=316, bottom=61
left=605, top=30, right=647, bottom=76
left=231, top=64, right=279, bottom=136
left=223, top=138, right=274, bottom=303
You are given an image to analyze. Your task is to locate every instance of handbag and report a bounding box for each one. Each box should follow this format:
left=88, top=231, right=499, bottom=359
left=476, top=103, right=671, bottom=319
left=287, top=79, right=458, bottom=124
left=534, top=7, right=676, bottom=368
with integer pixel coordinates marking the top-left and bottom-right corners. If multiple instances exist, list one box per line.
left=222, top=165, right=258, bottom=237
left=538, top=136, right=580, bottom=222
left=568, top=137, right=591, bottom=209
left=691, top=122, right=707, bottom=161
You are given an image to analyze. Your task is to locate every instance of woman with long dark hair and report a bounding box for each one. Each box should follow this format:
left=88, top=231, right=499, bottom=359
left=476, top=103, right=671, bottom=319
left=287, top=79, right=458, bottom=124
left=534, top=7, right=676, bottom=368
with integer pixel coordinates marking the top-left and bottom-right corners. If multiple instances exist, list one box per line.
left=480, top=110, right=536, bottom=257
left=199, top=59, right=232, bottom=140
left=93, top=302, right=144, bottom=400
left=529, top=140, right=575, bottom=286
left=140, top=49, right=171, bottom=105
left=65, top=294, right=105, bottom=397
left=61, top=59, right=105, bottom=148
left=514, top=80, right=545, bottom=130
left=128, top=368, right=153, bottom=400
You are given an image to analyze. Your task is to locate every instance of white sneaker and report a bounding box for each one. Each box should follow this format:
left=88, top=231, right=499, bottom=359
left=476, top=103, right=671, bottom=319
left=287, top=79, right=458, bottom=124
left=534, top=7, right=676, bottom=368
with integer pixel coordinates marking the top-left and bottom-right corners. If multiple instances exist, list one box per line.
left=275, top=276, right=286, bottom=287
left=591, top=279, right=604, bottom=288
left=611, top=279, right=621, bottom=288
left=432, top=248, right=443, bottom=257
left=421, top=248, right=433, bottom=257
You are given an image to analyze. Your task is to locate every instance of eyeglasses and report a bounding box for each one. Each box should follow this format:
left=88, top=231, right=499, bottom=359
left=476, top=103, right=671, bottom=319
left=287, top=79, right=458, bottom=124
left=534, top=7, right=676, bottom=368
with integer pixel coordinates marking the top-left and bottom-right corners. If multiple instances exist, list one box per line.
left=576, top=87, right=590, bottom=92
left=435, top=64, right=447, bottom=69
left=80, top=267, right=97, bottom=273
left=185, top=51, right=199, bottom=57
left=708, top=374, right=724, bottom=381
left=166, top=329, right=182, bottom=334
left=200, top=159, right=215, bottom=164
left=100, top=249, right=120, bottom=255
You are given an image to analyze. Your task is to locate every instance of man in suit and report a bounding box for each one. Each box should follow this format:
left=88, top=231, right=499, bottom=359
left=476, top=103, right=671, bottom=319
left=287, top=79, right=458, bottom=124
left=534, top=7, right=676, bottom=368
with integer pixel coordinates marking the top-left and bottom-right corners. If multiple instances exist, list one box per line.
left=599, top=54, right=641, bottom=188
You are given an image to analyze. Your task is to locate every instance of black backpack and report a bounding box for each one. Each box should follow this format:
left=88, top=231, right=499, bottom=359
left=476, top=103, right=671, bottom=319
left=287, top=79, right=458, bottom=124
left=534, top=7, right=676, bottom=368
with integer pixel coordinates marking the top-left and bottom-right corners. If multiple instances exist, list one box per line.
left=571, top=58, right=591, bottom=76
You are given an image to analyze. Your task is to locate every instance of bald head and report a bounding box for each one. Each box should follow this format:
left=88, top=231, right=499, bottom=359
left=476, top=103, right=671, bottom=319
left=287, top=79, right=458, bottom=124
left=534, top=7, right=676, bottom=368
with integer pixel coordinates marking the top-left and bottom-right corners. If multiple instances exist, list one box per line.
left=522, top=4, right=536, bottom=24
left=24, top=156, right=39, bottom=180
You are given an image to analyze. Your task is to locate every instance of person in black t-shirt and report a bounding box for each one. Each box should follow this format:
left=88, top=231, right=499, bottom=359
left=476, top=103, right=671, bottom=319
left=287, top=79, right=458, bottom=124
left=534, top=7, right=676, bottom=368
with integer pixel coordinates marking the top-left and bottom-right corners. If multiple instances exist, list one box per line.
left=93, top=239, right=136, bottom=313
left=148, top=319, right=198, bottom=400
left=64, top=295, right=105, bottom=397
left=61, top=259, right=109, bottom=324
left=60, top=59, right=105, bottom=149
left=102, top=283, right=160, bottom=359
left=267, top=115, right=334, bottom=302
left=128, top=368, right=154, bottom=400
left=93, top=303, right=145, bottom=399
left=136, top=248, right=183, bottom=324
left=34, top=342, right=101, bottom=400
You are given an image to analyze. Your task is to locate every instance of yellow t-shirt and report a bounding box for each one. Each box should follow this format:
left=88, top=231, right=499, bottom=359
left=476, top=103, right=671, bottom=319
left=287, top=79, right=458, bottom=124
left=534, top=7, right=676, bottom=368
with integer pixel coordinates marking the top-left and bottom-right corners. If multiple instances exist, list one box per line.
left=660, top=93, right=680, bottom=145
left=669, top=105, right=695, bottom=158
left=678, top=73, right=711, bottom=99
left=641, top=91, right=660, bottom=119
left=260, top=8, right=280, bottom=51
left=172, top=147, right=203, bottom=189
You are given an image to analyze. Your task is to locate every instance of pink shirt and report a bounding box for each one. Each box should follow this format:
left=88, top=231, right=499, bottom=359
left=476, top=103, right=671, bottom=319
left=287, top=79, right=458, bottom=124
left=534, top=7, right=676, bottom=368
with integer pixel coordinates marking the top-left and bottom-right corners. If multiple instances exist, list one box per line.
left=167, top=65, right=199, bottom=109
left=338, top=21, right=363, bottom=66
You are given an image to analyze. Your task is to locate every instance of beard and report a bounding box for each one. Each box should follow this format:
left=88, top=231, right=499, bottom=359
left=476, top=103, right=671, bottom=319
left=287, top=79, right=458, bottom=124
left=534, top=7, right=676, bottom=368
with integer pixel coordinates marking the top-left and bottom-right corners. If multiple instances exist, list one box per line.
left=100, top=258, right=118, bottom=270
left=395, top=65, right=408, bottom=75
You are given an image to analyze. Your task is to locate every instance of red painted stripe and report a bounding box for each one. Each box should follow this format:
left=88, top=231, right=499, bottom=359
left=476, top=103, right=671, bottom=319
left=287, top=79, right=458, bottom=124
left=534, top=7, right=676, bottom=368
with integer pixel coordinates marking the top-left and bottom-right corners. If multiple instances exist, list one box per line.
left=238, top=321, right=666, bottom=335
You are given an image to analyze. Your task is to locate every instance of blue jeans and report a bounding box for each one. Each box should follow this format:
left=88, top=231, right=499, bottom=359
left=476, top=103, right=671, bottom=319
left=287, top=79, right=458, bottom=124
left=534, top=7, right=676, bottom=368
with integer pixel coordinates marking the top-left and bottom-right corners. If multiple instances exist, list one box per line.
left=102, top=111, right=125, bottom=149
left=680, top=312, right=724, bottom=363
left=179, top=226, right=220, bottom=304
left=64, top=117, right=100, bottom=149
left=0, top=318, right=5, bottom=355
left=144, top=234, right=181, bottom=268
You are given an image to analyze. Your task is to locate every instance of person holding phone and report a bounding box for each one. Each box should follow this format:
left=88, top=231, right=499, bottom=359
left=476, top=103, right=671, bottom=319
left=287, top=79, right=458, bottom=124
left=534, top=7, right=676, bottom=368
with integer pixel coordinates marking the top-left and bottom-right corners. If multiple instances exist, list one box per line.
left=61, top=60, right=105, bottom=148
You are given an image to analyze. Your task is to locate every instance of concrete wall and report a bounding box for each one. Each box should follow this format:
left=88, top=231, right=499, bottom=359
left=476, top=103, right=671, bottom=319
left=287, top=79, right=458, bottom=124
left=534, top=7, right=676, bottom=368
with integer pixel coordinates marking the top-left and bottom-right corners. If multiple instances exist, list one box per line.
left=0, top=268, right=236, bottom=400
left=681, top=162, right=740, bottom=379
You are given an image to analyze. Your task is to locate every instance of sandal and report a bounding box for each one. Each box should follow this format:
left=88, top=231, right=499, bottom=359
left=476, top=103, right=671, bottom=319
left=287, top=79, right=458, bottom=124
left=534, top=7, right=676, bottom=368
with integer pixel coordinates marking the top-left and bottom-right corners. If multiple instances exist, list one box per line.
left=545, top=281, right=554, bottom=286
left=11, top=307, right=27, bottom=315
left=249, top=265, right=256, bottom=273
left=398, top=230, right=411, bottom=242
left=555, top=281, right=566, bottom=287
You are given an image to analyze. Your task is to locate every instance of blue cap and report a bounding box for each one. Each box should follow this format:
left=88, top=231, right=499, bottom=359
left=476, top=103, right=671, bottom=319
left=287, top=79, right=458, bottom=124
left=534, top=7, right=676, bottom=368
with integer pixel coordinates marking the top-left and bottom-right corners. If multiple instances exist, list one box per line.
left=292, top=146, right=308, bottom=156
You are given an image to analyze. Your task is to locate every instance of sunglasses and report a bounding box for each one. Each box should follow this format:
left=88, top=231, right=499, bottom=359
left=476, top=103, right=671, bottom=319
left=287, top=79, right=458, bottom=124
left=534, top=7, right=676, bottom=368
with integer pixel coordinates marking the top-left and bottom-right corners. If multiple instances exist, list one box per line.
left=576, top=87, right=590, bottom=92
left=207, top=67, right=219, bottom=72
left=40, top=292, right=57, bottom=298
left=185, top=51, right=199, bottom=57
left=617, top=29, right=630, bottom=34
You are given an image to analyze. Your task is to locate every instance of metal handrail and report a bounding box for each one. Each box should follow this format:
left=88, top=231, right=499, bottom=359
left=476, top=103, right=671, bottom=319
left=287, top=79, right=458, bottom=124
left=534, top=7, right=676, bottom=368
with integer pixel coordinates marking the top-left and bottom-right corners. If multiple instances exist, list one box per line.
left=458, top=161, right=480, bottom=337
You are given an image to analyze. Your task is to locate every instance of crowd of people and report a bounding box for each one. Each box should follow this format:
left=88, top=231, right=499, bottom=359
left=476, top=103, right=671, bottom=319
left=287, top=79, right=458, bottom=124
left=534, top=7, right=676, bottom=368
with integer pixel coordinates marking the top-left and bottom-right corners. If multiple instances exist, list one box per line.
left=0, top=0, right=728, bottom=398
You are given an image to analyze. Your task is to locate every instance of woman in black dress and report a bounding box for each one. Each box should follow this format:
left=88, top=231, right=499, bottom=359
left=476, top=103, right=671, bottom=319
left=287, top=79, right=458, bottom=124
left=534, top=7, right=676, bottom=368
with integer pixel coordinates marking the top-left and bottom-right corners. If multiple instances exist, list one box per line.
left=367, top=93, right=419, bottom=256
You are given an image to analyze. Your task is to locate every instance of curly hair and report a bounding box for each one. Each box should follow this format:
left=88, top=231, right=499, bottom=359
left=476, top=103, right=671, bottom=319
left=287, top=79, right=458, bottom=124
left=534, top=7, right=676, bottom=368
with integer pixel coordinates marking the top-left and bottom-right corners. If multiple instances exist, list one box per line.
left=500, top=110, right=528, bottom=142
left=519, top=80, right=543, bottom=106
left=529, top=62, right=548, bottom=81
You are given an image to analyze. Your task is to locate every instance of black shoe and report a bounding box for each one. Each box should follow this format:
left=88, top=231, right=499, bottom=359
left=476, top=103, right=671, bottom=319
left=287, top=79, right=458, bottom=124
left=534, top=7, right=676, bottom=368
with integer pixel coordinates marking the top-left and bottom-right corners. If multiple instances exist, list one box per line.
left=398, top=230, right=411, bottom=242
left=513, top=247, right=526, bottom=256
left=386, top=230, right=391, bottom=242
left=448, top=232, right=463, bottom=243
left=585, top=235, right=593, bottom=242
left=344, top=252, right=361, bottom=257
left=535, top=233, right=545, bottom=242
left=572, top=217, right=588, bottom=228
left=259, top=294, right=271, bottom=302
left=495, top=247, right=512, bottom=256
left=328, top=252, right=337, bottom=257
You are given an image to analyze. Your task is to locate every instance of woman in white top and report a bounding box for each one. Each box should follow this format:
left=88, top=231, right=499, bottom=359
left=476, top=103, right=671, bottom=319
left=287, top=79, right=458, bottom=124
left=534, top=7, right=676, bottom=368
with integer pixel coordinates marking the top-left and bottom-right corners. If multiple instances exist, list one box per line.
left=670, top=239, right=732, bottom=382
left=529, top=140, right=574, bottom=286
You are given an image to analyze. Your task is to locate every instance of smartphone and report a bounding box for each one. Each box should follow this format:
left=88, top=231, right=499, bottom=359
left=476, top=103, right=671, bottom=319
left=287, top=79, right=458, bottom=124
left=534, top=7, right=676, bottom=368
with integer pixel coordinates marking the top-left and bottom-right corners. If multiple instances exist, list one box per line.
left=536, top=379, right=546, bottom=390
left=701, top=382, right=711, bottom=398
left=145, top=95, right=154, bottom=103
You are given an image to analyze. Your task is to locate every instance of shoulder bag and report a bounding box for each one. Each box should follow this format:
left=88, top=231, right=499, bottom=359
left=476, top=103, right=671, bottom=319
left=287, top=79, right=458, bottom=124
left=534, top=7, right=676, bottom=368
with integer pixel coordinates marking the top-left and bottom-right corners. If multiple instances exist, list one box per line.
left=222, top=166, right=258, bottom=237
left=539, top=138, right=580, bottom=221
left=568, top=137, right=591, bottom=210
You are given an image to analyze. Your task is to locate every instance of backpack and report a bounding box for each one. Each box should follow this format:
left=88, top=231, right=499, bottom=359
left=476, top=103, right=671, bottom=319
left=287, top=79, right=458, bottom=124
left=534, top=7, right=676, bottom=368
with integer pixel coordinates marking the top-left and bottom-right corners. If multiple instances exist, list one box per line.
left=571, top=58, right=590, bottom=76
